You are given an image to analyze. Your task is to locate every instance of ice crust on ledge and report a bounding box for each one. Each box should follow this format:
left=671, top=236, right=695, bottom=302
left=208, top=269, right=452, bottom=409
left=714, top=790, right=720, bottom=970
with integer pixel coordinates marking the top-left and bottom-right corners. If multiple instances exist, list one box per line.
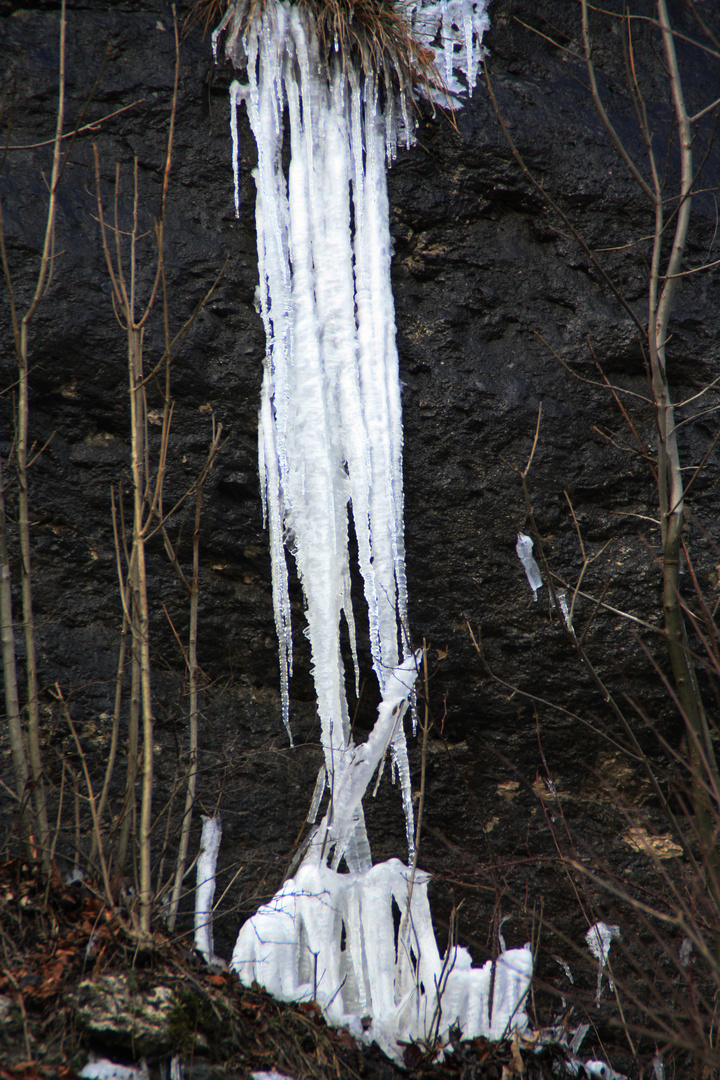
left=232, top=858, right=532, bottom=1061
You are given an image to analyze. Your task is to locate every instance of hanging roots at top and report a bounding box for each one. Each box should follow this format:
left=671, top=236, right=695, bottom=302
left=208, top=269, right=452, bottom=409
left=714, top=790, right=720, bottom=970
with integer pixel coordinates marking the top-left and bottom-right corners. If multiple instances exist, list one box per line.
left=189, top=0, right=441, bottom=100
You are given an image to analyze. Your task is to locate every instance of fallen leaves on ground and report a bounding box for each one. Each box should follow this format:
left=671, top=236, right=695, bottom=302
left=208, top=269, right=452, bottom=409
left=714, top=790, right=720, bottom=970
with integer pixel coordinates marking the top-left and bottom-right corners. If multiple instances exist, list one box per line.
left=0, top=859, right=575, bottom=1079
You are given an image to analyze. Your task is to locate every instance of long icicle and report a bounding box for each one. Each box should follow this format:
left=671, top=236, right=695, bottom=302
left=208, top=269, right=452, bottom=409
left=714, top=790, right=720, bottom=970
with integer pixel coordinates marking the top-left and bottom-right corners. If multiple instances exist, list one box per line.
left=218, top=0, right=491, bottom=860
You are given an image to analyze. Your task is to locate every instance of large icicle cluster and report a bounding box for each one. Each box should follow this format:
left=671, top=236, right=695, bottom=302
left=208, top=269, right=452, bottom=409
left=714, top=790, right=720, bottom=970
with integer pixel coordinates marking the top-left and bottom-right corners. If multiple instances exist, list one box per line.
left=214, top=2, right=492, bottom=863
left=214, top=0, right=532, bottom=1060
left=216, top=0, right=424, bottom=863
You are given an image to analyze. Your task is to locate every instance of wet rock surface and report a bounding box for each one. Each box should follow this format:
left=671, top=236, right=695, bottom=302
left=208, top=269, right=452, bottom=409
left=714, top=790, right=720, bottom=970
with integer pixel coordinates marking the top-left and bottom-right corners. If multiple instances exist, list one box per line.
left=1, top=1, right=719, bottom=1073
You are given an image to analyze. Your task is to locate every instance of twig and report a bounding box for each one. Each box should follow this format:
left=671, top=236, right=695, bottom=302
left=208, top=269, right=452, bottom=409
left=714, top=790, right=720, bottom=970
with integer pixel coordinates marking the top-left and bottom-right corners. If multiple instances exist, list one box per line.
left=53, top=684, right=116, bottom=916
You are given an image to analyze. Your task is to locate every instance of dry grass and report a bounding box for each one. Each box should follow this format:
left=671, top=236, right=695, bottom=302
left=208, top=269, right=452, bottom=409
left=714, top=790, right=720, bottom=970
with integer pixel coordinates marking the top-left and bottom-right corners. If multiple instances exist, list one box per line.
left=188, top=0, right=441, bottom=97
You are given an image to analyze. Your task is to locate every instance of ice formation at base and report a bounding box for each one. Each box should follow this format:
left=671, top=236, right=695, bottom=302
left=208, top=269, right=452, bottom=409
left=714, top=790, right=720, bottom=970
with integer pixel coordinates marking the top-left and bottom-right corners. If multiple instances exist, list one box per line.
left=215, top=0, right=532, bottom=1059
left=232, top=859, right=532, bottom=1061
left=231, top=657, right=532, bottom=1061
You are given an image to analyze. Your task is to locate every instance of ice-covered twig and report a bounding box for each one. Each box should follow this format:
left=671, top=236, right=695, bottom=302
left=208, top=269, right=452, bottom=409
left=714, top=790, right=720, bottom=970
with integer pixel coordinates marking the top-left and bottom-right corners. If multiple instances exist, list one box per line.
left=550, top=587, right=571, bottom=628
left=308, top=652, right=422, bottom=870
left=516, top=532, right=543, bottom=600
left=585, top=921, right=620, bottom=1004
left=195, top=814, right=222, bottom=964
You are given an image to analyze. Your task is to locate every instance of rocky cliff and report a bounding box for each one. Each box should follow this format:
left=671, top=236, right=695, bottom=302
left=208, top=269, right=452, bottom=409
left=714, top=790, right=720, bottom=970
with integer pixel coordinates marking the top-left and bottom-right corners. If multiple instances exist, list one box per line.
left=1, top=1, right=719, bottom=1056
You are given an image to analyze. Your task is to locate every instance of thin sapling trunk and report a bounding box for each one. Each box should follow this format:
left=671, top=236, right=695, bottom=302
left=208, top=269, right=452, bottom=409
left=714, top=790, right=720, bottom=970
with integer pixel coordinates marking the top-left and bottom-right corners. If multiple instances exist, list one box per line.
left=0, top=457, right=31, bottom=846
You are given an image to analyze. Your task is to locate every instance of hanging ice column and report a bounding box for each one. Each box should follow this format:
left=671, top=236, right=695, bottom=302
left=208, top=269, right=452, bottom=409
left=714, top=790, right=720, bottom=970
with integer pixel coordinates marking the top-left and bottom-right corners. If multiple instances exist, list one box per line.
left=215, top=0, right=493, bottom=859
left=215, top=0, right=532, bottom=1060
left=216, top=0, right=421, bottom=863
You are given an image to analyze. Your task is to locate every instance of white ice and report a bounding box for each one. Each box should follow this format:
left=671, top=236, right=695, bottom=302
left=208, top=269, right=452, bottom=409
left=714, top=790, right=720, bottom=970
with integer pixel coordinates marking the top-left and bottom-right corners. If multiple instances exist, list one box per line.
left=231, top=655, right=532, bottom=1059
left=231, top=857, right=532, bottom=1063
left=398, top=0, right=491, bottom=104
left=553, top=587, right=571, bottom=627
left=251, top=1074, right=297, bottom=1080
left=216, top=1, right=533, bottom=1061
left=516, top=532, right=543, bottom=601
left=219, top=1, right=420, bottom=857
left=195, top=814, right=222, bottom=964
left=217, top=0, right=492, bottom=852
left=79, top=1061, right=148, bottom=1080
left=305, top=651, right=422, bottom=870
left=585, top=921, right=621, bottom=1004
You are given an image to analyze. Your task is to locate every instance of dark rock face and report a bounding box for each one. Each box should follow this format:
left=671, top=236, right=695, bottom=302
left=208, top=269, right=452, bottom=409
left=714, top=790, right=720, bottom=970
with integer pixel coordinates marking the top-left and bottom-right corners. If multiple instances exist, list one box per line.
left=1, top=0, right=719, bottom=1060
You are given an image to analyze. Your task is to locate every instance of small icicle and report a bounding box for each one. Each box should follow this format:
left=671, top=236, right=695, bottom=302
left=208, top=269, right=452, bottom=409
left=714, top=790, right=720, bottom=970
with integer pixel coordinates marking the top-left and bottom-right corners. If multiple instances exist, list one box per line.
left=400, top=90, right=412, bottom=151
left=441, top=0, right=454, bottom=88
left=343, top=807, right=372, bottom=872
left=464, top=8, right=474, bottom=90
left=229, top=80, right=244, bottom=218
left=516, top=532, right=543, bottom=601
left=211, top=4, right=233, bottom=62
left=391, top=729, right=416, bottom=861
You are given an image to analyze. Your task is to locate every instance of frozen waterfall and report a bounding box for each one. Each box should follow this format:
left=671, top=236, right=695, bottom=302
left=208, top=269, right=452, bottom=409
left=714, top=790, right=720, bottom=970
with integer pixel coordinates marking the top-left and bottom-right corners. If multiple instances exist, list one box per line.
left=217, top=0, right=419, bottom=861
left=214, top=0, right=531, bottom=1060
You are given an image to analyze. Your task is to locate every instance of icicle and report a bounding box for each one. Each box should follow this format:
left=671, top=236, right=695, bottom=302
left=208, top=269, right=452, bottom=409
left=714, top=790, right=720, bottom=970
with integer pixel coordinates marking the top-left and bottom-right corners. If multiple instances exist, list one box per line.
left=441, top=1, right=454, bottom=88
left=390, top=729, right=416, bottom=860
left=218, top=0, right=491, bottom=886
left=229, top=80, right=244, bottom=218
left=464, top=8, right=474, bottom=89
left=516, top=532, right=543, bottom=601
left=195, top=815, right=222, bottom=964
left=211, top=4, right=234, bottom=62
left=345, top=807, right=372, bottom=872
left=261, top=386, right=293, bottom=742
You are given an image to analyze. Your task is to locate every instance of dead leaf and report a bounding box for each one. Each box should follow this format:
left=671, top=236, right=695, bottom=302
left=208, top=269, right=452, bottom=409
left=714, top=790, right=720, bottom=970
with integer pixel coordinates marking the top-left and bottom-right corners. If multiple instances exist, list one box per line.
left=510, top=1029, right=524, bottom=1075
left=623, top=826, right=683, bottom=860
